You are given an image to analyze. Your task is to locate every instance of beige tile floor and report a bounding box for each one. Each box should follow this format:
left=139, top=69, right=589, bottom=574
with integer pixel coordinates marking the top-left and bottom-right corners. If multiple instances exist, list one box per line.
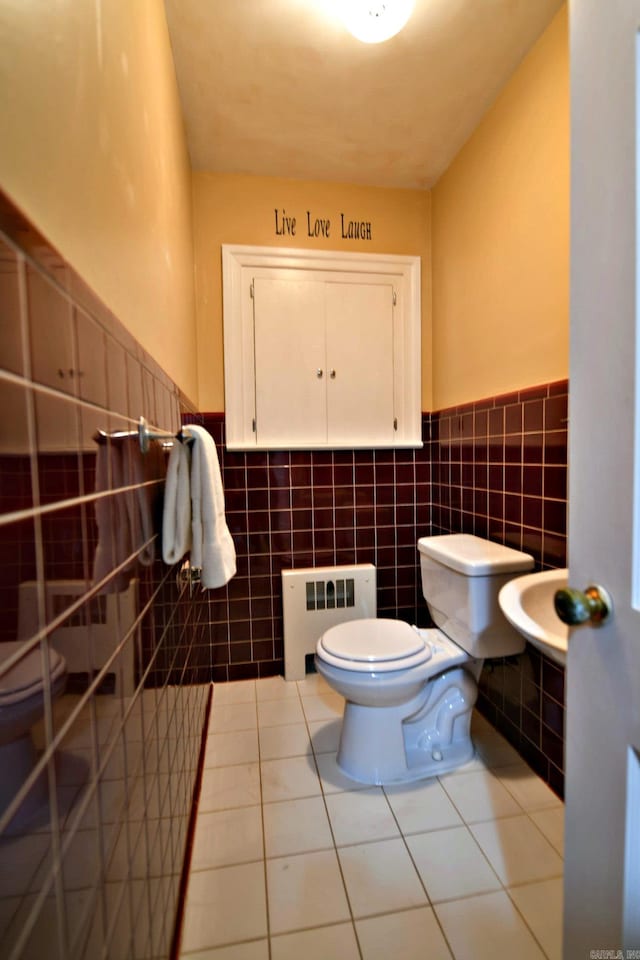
left=179, top=674, right=564, bottom=960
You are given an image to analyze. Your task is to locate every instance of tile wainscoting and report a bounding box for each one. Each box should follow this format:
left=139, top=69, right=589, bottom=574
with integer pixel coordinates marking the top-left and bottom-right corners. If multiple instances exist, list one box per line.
left=430, top=384, right=568, bottom=796
left=180, top=413, right=433, bottom=684
left=0, top=193, right=209, bottom=960
left=186, top=382, right=567, bottom=795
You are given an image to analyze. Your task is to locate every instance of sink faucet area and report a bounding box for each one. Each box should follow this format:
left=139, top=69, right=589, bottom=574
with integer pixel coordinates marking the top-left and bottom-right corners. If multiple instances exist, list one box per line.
left=499, top=568, right=569, bottom=666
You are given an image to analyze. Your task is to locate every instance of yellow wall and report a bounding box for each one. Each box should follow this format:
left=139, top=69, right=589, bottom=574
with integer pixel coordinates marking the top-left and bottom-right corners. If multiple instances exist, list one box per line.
left=0, top=1, right=567, bottom=416
left=192, top=172, right=432, bottom=411
left=431, top=5, right=569, bottom=410
left=0, top=0, right=198, bottom=405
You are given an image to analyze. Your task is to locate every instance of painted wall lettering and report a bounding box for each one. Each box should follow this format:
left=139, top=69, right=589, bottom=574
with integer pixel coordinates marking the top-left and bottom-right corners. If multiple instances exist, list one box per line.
left=273, top=207, right=372, bottom=240
left=274, top=208, right=296, bottom=236
left=340, top=214, right=372, bottom=240
left=306, top=211, right=331, bottom=238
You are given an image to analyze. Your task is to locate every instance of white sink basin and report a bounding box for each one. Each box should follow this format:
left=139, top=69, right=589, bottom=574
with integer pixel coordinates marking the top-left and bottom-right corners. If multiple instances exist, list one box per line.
left=499, top=568, right=569, bottom=666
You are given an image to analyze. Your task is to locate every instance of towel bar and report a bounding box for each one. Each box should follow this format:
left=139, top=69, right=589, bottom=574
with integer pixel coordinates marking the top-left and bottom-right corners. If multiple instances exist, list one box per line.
left=138, top=416, right=182, bottom=453
left=93, top=416, right=192, bottom=454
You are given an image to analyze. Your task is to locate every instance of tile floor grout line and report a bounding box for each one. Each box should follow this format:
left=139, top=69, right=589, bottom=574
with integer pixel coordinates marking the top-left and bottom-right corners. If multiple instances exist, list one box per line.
left=254, top=685, right=274, bottom=960
left=186, top=679, right=564, bottom=959
left=433, top=755, right=563, bottom=910
left=296, top=676, right=365, bottom=960
left=436, top=764, right=531, bottom=827
left=434, top=746, right=562, bottom=960
left=381, top=780, right=457, bottom=960
left=504, top=885, right=556, bottom=960
left=504, top=872, right=565, bottom=889
left=521, top=807, right=565, bottom=862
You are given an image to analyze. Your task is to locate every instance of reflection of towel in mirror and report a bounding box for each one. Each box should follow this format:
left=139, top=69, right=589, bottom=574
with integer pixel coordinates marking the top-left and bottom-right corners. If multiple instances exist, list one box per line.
left=162, top=439, right=192, bottom=564
left=93, top=438, right=161, bottom=592
left=187, top=425, right=236, bottom=589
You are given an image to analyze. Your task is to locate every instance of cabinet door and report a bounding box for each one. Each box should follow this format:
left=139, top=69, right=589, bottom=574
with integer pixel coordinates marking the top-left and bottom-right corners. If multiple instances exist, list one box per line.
left=325, top=281, right=395, bottom=446
left=223, top=246, right=421, bottom=450
left=253, top=275, right=327, bottom=446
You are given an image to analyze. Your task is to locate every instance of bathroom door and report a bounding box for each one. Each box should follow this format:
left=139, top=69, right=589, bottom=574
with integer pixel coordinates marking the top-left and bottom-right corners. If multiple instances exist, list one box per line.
left=565, top=0, right=640, bottom=953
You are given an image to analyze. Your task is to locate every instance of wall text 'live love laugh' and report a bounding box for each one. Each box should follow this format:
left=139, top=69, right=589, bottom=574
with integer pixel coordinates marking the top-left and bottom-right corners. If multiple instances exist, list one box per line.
left=274, top=208, right=373, bottom=241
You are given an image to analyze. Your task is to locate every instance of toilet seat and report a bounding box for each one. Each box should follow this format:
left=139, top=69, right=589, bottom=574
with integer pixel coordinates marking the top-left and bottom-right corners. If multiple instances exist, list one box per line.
left=318, top=618, right=432, bottom=673
left=0, top=642, right=66, bottom=706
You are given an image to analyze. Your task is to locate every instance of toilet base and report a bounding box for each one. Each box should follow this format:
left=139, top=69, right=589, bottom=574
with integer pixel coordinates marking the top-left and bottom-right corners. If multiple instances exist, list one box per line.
left=336, top=667, right=478, bottom=785
left=0, top=733, right=49, bottom=833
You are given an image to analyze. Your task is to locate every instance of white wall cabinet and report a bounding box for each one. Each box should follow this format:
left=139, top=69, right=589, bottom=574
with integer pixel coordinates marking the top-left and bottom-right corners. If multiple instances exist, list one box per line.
left=222, top=245, right=422, bottom=450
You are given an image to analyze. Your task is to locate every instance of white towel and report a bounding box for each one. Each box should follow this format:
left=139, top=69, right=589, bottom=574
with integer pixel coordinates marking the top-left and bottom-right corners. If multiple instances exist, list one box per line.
left=162, top=439, right=192, bottom=564
left=187, top=424, right=236, bottom=589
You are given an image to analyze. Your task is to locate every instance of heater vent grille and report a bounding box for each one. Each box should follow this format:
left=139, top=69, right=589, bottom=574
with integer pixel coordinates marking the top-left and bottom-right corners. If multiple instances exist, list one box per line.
left=305, top=578, right=355, bottom=611
left=282, top=564, right=376, bottom=680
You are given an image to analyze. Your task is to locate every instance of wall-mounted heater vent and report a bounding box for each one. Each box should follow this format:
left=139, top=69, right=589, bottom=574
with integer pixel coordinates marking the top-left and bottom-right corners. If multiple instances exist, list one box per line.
left=305, top=577, right=355, bottom=611
left=282, top=564, right=376, bottom=680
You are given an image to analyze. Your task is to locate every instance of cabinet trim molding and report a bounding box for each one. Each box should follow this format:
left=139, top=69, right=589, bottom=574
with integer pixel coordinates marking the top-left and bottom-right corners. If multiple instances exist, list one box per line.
left=222, top=244, right=422, bottom=450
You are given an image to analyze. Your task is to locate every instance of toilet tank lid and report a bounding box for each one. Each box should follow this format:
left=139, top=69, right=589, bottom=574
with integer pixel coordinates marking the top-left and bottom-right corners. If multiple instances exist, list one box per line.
left=418, top=534, right=534, bottom=576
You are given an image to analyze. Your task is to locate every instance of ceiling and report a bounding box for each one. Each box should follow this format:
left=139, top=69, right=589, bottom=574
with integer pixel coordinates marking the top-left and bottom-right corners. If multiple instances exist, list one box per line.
left=163, top=0, right=565, bottom=191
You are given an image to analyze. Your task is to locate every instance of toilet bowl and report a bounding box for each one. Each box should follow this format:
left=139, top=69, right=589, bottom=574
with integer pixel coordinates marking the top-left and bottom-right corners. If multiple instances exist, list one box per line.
left=0, top=641, right=67, bottom=829
left=315, top=534, right=533, bottom=785
left=317, top=619, right=478, bottom=783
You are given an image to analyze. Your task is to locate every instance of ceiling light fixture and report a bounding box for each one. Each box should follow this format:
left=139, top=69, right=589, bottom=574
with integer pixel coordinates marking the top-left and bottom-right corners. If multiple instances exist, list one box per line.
left=340, top=1, right=415, bottom=44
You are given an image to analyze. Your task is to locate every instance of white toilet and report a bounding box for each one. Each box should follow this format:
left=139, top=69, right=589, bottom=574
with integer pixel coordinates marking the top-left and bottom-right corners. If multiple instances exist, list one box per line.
left=0, top=636, right=67, bottom=829
left=315, top=534, right=533, bottom=785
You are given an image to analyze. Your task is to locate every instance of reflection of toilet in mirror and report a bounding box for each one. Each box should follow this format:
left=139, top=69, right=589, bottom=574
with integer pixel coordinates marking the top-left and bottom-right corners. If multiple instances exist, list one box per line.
left=0, top=579, right=137, bottom=831
left=0, top=592, right=67, bottom=831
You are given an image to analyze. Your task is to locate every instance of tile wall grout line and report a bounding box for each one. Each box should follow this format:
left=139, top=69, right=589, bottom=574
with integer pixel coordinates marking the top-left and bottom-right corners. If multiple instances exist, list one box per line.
left=0, top=561, right=173, bottom=835
left=0, top=536, right=158, bottom=682
left=0, top=366, right=139, bottom=427
left=0, top=477, right=164, bottom=530
left=21, top=242, right=70, bottom=959
left=1, top=198, right=207, bottom=960
left=169, top=684, right=214, bottom=960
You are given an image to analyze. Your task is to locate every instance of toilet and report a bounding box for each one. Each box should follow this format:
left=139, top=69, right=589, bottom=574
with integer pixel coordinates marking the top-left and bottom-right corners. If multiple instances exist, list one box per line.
left=315, top=534, right=533, bottom=785
left=0, top=638, right=67, bottom=830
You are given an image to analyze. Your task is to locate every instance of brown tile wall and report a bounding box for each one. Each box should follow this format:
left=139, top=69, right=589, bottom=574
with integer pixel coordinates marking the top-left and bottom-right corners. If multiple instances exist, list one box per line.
left=429, top=384, right=568, bottom=797
left=181, top=414, right=433, bottom=681
left=183, top=383, right=568, bottom=797
left=0, top=194, right=208, bottom=959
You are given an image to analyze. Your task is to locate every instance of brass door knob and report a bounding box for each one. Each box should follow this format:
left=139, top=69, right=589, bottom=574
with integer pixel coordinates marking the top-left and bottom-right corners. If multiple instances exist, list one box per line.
left=554, top=584, right=612, bottom=626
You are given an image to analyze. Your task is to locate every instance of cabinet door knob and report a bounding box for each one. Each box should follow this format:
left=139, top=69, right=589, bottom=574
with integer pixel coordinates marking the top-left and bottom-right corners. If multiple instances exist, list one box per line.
left=316, top=369, right=323, bottom=378
left=330, top=369, right=336, bottom=379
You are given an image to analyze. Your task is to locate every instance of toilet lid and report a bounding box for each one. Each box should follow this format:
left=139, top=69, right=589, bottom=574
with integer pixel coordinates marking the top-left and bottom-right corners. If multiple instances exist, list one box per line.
left=0, top=642, right=66, bottom=706
left=318, top=619, right=432, bottom=673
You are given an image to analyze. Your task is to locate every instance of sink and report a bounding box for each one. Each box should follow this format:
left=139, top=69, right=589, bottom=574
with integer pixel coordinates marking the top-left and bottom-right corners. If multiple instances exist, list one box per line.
left=499, top=568, right=569, bottom=666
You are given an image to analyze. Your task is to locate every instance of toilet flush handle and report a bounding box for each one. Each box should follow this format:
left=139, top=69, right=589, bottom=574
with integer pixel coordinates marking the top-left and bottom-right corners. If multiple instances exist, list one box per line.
left=554, top=584, right=613, bottom=626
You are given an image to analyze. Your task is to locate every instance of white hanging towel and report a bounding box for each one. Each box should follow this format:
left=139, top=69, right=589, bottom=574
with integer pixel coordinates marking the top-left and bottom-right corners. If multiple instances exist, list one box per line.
left=162, top=439, right=192, bottom=564
left=187, top=424, right=237, bottom=588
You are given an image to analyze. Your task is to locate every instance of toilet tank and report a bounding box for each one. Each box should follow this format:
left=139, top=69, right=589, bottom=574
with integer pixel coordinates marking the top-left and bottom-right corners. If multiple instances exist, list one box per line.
left=418, top=534, right=534, bottom=658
